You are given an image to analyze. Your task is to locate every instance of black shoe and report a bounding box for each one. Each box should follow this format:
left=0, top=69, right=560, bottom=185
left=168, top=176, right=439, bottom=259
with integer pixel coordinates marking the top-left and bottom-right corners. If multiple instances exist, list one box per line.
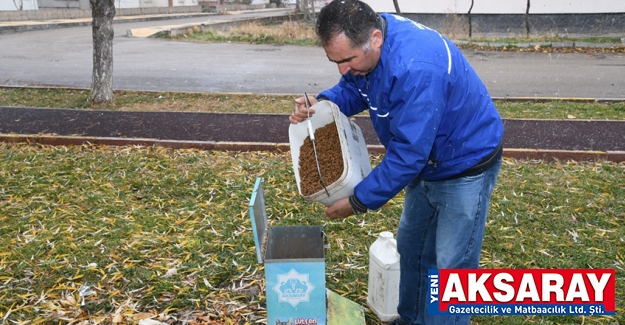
left=387, top=319, right=408, bottom=325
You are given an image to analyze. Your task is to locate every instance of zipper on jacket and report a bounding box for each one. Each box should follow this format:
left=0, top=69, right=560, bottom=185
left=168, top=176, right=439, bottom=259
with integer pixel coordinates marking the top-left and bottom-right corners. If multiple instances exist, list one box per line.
left=427, top=159, right=438, bottom=172
left=428, top=146, right=438, bottom=173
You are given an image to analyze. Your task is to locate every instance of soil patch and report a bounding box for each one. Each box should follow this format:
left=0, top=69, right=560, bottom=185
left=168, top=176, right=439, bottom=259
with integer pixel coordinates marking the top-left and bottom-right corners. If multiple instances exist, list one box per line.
left=298, top=122, right=344, bottom=196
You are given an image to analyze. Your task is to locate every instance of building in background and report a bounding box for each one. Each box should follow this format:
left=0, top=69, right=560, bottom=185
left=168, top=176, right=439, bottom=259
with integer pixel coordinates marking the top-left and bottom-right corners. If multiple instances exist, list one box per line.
left=363, top=0, right=625, bottom=15
left=362, top=0, right=625, bottom=38
left=1, top=0, right=38, bottom=10
left=0, top=0, right=203, bottom=11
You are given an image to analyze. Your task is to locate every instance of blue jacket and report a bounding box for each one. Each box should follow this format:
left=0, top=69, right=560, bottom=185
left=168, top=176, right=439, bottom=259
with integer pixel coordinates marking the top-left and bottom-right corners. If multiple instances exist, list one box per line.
left=318, top=14, right=504, bottom=210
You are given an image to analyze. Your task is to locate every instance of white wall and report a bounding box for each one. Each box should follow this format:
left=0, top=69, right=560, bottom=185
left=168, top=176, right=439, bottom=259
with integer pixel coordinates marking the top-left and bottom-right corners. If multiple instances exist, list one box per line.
left=0, top=0, right=39, bottom=10
left=363, top=0, right=625, bottom=14
left=117, top=0, right=141, bottom=9
left=135, top=0, right=196, bottom=8
left=173, top=0, right=197, bottom=7
left=400, top=0, right=476, bottom=14
left=471, top=0, right=527, bottom=14
left=531, top=0, right=625, bottom=14
left=363, top=0, right=393, bottom=13
left=134, top=0, right=170, bottom=8
left=0, top=0, right=17, bottom=10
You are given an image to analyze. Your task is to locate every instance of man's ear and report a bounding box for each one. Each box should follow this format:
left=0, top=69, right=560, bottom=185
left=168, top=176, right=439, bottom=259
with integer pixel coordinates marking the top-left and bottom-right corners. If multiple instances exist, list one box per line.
left=371, top=29, right=383, bottom=49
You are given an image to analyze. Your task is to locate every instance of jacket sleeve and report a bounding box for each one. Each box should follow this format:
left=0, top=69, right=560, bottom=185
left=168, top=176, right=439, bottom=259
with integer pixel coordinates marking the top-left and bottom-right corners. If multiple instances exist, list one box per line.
left=355, top=65, right=450, bottom=210
left=317, top=75, right=368, bottom=116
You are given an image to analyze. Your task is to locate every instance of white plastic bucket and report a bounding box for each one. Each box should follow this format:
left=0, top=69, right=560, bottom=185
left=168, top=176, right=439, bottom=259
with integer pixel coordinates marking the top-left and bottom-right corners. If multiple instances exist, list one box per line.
left=367, top=231, right=401, bottom=322
left=289, top=100, right=372, bottom=206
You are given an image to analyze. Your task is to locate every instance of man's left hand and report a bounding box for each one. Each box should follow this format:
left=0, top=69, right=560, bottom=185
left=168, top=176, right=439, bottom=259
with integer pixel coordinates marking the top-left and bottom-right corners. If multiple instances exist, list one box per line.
left=324, top=197, right=353, bottom=219
left=290, top=95, right=319, bottom=124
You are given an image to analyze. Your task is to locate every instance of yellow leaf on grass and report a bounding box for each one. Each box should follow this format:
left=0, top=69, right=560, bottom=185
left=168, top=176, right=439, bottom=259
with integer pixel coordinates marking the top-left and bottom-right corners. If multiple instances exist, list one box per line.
left=132, top=312, right=155, bottom=320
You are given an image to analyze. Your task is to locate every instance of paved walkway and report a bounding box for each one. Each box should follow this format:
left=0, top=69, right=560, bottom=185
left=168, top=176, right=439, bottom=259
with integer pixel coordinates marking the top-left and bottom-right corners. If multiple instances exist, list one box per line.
left=2, top=11, right=624, bottom=98
left=1, top=10, right=624, bottom=161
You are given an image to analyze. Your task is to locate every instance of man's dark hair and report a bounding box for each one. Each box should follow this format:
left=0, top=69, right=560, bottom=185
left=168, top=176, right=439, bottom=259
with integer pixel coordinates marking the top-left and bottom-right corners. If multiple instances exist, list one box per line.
left=316, top=0, right=382, bottom=48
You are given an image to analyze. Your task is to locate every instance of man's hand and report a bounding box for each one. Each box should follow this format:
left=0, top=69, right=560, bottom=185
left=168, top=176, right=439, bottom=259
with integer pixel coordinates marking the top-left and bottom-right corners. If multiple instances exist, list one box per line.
left=324, top=197, right=353, bottom=219
left=289, top=95, right=319, bottom=124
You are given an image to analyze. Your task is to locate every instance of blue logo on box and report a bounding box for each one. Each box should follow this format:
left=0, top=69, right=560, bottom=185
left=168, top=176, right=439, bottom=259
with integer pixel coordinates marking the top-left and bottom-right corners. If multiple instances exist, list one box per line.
left=273, top=268, right=316, bottom=307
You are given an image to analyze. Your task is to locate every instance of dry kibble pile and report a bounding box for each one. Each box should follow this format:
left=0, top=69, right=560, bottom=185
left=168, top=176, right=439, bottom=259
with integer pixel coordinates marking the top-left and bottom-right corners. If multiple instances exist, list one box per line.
left=299, top=121, right=344, bottom=196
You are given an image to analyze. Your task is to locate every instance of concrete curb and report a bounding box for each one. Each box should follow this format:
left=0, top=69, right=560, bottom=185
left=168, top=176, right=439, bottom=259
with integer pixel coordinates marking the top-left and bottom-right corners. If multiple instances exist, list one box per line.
left=452, top=39, right=625, bottom=49
left=1, top=85, right=622, bottom=103
left=127, top=10, right=301, bottom=38
left=0, top=134, right=291, bottom=152
left=1, top=134, right=623, bottom=163
left=503, top=148, right=625, bottom=162
left=491, top=96, right=625, bottom=103
left=0, top=12, right=215, bottom=34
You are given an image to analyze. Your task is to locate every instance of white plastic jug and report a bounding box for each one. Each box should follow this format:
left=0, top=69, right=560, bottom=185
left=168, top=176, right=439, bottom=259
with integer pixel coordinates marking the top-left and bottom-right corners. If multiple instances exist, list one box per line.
left=367, top=231, right=401, bottom=322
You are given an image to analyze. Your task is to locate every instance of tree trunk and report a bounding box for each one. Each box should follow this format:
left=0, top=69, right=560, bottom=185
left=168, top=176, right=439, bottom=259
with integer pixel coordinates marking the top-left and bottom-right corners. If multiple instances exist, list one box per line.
left=392, top=0, right=401, bottom=14
left=89, top=0, right=115, bottom=106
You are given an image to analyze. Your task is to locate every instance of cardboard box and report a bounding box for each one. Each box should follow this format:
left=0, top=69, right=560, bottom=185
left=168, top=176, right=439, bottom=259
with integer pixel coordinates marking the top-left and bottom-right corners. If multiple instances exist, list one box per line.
left=249, top=178, right=326, bottom=325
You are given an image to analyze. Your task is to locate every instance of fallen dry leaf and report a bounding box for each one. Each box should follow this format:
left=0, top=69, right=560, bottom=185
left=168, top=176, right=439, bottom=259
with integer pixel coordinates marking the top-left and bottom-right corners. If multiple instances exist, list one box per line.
left=133, top=312, right=156, bottom=320
left=138, top=319, right=167, bottom=325
left=112, top=314, right=124, bottom=323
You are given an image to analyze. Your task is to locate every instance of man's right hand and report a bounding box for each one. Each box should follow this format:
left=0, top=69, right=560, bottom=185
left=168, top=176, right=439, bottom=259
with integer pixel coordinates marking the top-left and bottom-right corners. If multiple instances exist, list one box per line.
left=290, top=95, right=319, bottom=124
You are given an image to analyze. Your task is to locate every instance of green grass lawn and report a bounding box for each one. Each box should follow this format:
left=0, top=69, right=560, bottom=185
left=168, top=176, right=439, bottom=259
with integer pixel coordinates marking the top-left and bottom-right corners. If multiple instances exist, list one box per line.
left=1, top=19, right=623, bottom=324
left=0, top=144, right=623, bottom=324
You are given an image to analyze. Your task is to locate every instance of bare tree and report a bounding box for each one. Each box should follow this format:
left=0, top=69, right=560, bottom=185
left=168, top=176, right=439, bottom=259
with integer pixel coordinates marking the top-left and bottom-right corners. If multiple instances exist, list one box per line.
left=89, top=0, right=115, bottom=105
left=12, top=0, right=23, bottom=10
left=302, top=0, right=311, bottom=21
left=468, top=0, right=473, bottom=37
left=392, top=0, right=400, bottom=14
left=525, top=0, right=531, bottom=37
